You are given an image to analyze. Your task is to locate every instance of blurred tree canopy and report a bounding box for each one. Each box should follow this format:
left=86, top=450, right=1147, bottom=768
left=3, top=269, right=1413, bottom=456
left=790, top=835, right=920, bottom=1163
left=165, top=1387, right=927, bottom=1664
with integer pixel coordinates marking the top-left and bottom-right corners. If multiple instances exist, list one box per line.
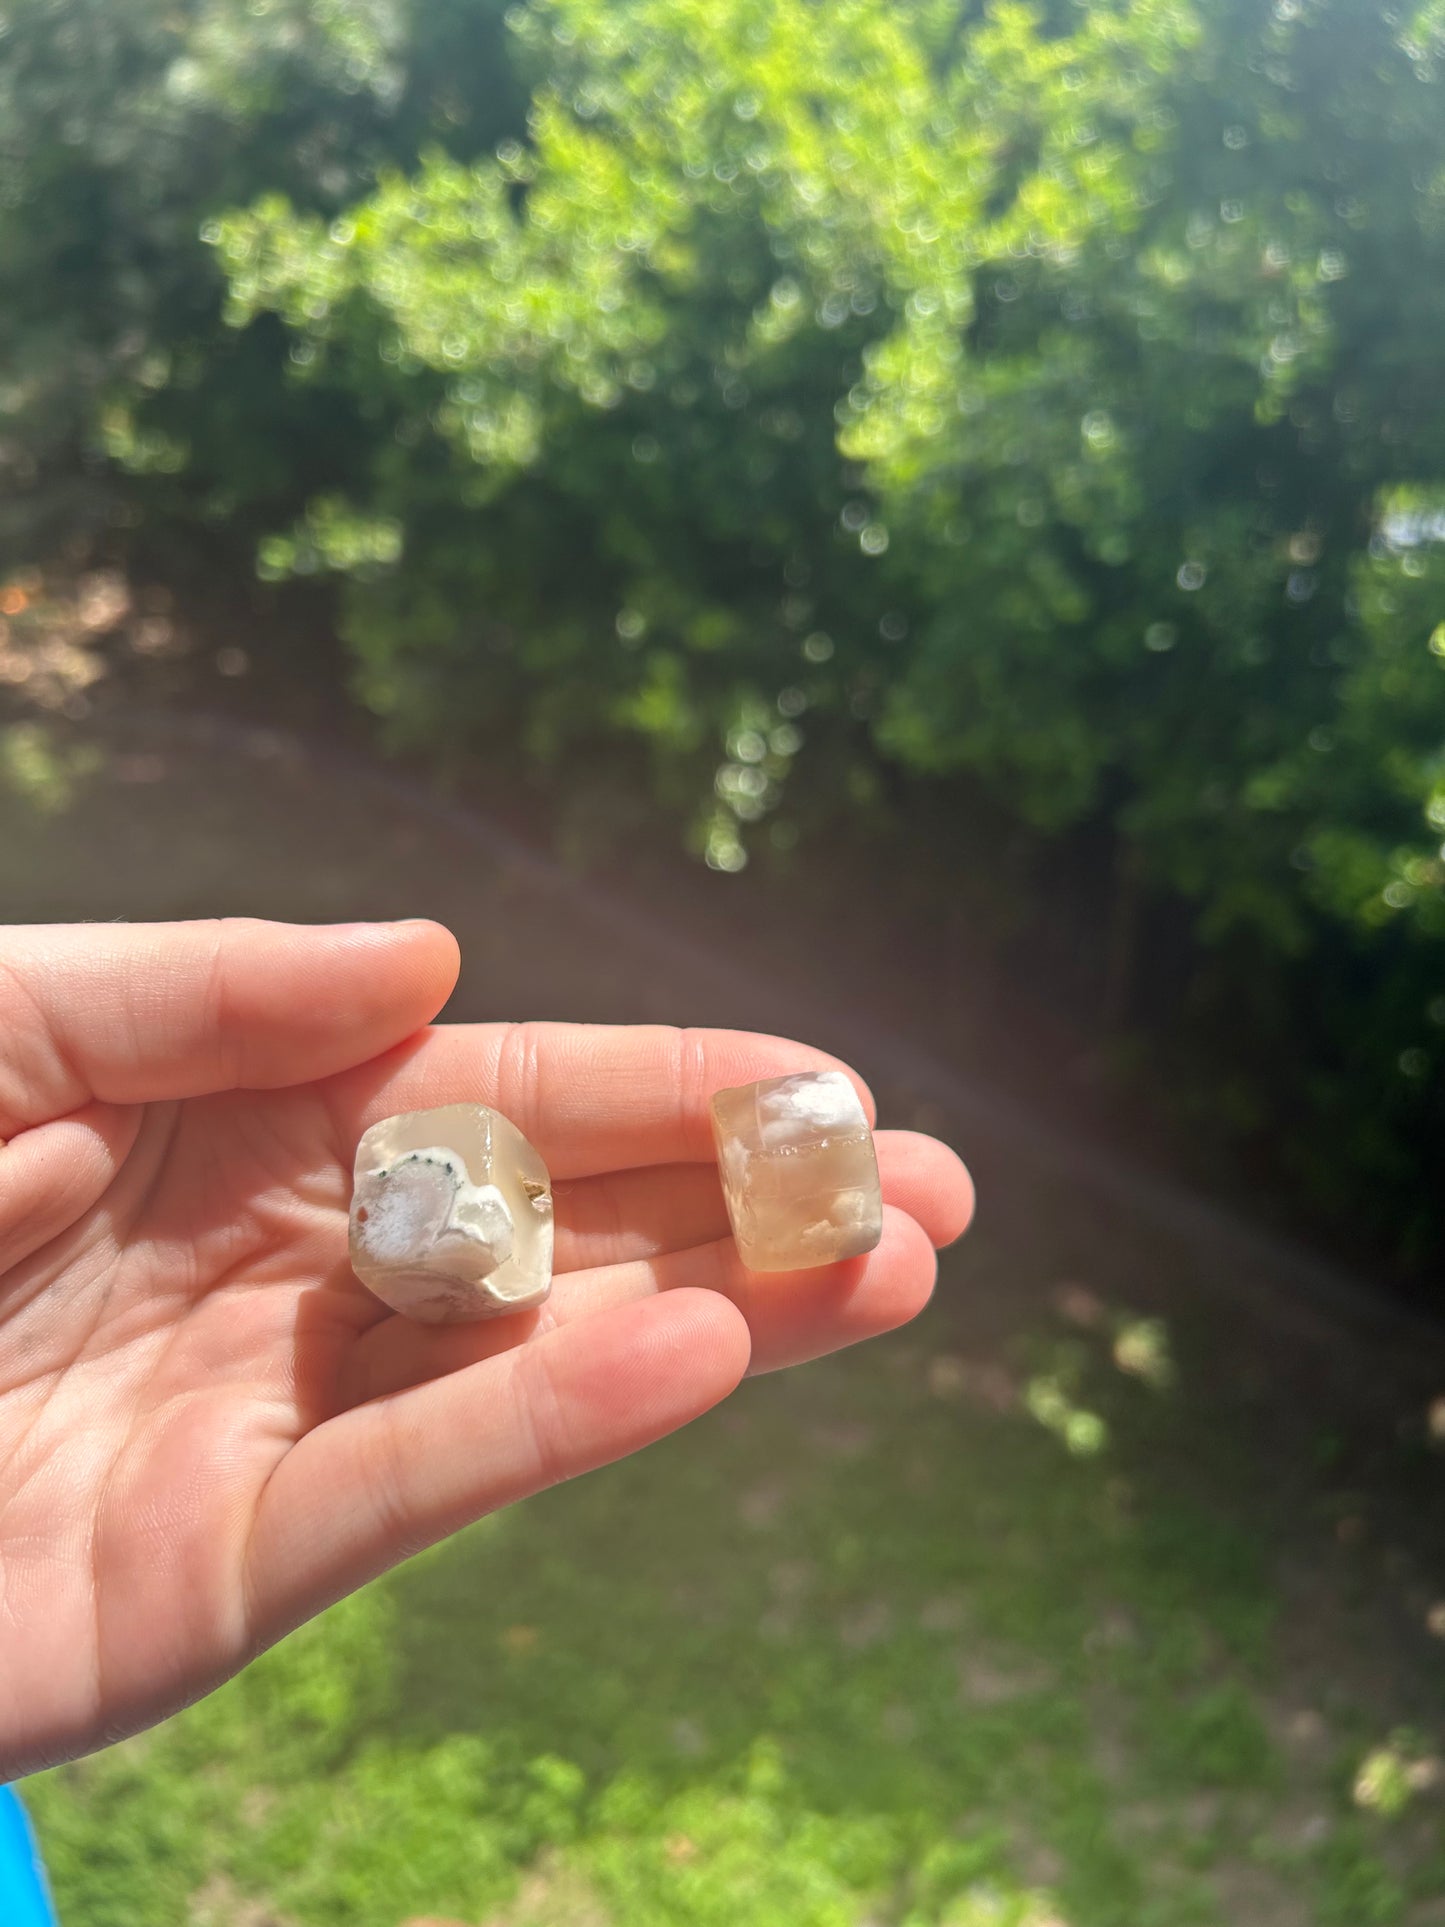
left=1, top=0, right=1443, bottom=1268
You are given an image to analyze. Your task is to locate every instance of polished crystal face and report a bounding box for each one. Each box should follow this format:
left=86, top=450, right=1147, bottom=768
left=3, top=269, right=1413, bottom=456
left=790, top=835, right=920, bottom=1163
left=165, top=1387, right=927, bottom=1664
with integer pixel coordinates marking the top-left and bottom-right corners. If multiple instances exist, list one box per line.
left=349, top=1103, right=553, bottom=1322
left=710, top=1071, right=882, bottom=1273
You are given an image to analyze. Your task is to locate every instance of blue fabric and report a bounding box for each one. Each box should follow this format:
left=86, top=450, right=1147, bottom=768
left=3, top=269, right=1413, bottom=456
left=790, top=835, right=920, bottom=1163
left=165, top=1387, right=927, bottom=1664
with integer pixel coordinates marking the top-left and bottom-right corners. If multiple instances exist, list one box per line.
left=0, top=1786, right=58, bottom=1924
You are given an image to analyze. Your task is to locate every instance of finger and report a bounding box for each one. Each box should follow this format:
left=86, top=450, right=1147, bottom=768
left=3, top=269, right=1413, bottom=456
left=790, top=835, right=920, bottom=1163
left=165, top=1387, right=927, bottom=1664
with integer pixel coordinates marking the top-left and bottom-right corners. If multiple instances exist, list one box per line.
left=548, top=1130, right=973, bottom=1271
left=322, top=1022, right=875, bottom=1180
left=553, top=1162, right=727, bottom=1270
left=569, top=1203, right=940, bottom=1374
left=0, top=919, right=460, bottom=1137
left=876, top=1131, right=975, bottom=1248
left=0, top=1102, right=142, bottom=1286
left=340, top=1202, right=937, bottom=1404
left=244, top=1288, right=751, bottom=1640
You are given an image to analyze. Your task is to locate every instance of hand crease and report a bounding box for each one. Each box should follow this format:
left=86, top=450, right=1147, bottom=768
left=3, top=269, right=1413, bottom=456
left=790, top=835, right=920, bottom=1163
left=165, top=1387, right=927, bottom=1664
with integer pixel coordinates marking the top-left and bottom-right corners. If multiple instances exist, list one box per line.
left=0, top=954, right=88, bottom=1135
left=199, top=920, right=239, bottom=1090
left=514, top=1345, right=569, bottom=1493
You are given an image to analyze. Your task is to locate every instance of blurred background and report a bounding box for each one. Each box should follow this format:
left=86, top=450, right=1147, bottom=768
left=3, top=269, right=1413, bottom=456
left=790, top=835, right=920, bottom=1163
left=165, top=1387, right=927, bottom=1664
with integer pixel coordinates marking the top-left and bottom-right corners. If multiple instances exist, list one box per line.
left=2, top=0, right=1444, bottom=1921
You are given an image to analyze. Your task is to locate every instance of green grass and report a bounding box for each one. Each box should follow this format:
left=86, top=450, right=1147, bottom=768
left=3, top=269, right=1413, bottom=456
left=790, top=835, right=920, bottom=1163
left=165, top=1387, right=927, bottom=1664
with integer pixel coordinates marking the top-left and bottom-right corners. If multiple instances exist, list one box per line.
left=24, top=1277, right=1444, bottom=1927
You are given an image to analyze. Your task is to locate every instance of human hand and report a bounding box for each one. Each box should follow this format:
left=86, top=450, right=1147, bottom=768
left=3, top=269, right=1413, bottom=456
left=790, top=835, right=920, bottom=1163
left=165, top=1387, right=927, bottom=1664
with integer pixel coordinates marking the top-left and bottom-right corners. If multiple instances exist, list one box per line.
left=0, top=919, right=972, bottom=1777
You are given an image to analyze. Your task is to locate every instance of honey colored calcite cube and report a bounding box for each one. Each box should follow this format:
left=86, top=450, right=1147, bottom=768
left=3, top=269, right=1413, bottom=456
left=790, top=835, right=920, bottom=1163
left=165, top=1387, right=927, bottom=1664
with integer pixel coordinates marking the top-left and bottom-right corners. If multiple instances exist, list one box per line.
left=349, top=1104, right=553, bottom=1323
left=711, top=1070, right=883, bottom=1273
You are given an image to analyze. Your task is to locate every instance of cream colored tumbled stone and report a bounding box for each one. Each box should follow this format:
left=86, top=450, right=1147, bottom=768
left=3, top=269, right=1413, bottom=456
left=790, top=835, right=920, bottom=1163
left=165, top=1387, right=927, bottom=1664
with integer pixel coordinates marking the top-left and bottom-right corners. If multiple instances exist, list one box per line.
left=349, top=1103, right=553, bottom=1323
left=711, top=1070, right=882, bottom=1273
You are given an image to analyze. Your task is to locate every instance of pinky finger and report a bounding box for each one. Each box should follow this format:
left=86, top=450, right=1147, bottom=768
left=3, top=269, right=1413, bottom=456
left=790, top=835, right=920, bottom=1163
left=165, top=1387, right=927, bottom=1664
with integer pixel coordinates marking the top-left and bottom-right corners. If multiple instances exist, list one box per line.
left=242, top=1288, right=751, bottom=1644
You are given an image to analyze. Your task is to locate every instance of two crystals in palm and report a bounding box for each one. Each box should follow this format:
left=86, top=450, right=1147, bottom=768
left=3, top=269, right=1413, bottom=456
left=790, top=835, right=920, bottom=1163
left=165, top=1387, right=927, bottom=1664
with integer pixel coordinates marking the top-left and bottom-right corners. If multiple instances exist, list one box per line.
left=349, top=1071, right=882, bottom=1323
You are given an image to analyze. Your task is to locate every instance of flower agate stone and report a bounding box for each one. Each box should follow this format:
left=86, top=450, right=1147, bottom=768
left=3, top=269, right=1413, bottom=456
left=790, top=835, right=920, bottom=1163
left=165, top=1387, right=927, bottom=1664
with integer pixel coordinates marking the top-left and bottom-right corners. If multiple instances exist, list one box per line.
left=710, top=1070, right=882, bottom=1272
left=349, top=1104, right=553, bottom=1323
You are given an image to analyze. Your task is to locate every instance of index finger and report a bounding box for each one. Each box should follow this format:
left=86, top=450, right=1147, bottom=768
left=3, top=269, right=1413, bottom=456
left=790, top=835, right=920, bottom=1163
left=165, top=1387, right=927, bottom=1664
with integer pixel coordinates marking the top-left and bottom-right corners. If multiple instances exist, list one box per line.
left=321, top=1021, right=876, bottom=1180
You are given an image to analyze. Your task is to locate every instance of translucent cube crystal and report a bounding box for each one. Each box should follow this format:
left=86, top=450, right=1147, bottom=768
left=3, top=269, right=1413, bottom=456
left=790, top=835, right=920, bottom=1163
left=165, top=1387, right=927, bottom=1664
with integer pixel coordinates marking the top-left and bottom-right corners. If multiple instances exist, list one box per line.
left=349, top=1103, right=553, bottom=1323
left=710, top=1070, right=882, bottom=1273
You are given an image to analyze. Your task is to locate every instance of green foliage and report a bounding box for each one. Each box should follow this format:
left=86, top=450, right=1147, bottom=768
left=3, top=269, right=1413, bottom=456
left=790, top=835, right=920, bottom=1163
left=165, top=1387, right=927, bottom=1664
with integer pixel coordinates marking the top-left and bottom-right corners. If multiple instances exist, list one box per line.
left=2, top=0, right=1443, bottom=1264
left=0, top=0, right=523, bottom=553
left=0, top=722, right=101, bottom=814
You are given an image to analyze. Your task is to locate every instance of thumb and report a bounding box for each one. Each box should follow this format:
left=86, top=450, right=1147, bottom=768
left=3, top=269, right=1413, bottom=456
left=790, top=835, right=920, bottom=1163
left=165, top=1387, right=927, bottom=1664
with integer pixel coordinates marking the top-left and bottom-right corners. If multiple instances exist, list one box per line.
left=0, top=918, right=460, bottom=1137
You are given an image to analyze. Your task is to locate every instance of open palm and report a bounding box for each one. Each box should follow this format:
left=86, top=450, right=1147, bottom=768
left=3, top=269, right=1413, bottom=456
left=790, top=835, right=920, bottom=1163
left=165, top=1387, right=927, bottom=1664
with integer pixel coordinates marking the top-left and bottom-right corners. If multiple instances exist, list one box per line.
left=0, top=919, right=971, bottom=1780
